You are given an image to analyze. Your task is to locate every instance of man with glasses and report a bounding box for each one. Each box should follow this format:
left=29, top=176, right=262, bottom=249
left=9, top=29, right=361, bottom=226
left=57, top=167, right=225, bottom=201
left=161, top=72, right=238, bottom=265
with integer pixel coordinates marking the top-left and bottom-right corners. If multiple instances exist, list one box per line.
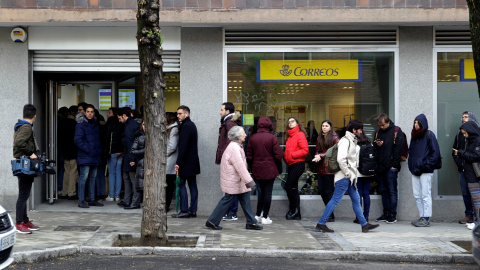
left=172, top=105, right=200, bottom=218
left=453, top=111, right=480, bottom=224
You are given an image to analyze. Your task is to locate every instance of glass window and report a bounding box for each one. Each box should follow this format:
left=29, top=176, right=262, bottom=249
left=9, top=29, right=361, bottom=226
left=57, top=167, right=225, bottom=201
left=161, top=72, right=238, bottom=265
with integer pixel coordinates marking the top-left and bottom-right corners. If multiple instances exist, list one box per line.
left=227, top=52, right=395, bottom=196
left=437, top=52, right=478, bottom=196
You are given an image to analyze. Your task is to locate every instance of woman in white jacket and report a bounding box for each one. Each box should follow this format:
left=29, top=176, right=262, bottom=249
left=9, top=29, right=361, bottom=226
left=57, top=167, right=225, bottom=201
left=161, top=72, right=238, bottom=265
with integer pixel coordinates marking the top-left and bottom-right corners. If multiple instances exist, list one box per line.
left=165, top=112, right=179, bottom=213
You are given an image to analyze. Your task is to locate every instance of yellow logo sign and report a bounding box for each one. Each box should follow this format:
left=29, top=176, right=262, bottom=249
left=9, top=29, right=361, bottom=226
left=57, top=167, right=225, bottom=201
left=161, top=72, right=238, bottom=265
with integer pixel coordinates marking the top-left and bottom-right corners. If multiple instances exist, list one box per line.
left=257, top=60, right=362, bottom=82
left=461, top=59, right=476, bottom=81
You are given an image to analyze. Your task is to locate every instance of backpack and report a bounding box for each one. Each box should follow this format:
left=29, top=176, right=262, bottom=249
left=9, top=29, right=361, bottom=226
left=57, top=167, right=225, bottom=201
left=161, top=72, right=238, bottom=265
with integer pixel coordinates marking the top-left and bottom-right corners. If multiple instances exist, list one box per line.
left=427, top=130, right=442, bottom=170
left=358, top=143, right=377, bottom=175
left=324, top=139, right=350, bottom=174
left=375, top=126, right=409, bottom=162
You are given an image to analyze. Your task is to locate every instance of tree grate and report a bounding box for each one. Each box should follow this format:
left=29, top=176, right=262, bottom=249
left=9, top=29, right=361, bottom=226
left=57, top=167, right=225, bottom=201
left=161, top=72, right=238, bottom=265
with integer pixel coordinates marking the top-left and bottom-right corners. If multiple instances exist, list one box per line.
left=54, top=226, right=100, bottom=232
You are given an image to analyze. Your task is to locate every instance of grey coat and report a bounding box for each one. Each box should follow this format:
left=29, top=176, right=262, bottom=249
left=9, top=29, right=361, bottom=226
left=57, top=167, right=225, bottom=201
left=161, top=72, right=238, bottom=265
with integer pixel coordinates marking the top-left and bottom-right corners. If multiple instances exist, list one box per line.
left=166, top=123, right=179, bottom=175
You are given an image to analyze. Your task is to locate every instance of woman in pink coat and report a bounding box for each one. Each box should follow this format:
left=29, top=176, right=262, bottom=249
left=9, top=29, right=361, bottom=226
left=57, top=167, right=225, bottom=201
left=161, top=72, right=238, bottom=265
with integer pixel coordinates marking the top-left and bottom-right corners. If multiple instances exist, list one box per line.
left=206, top=126, right=263, bottom=231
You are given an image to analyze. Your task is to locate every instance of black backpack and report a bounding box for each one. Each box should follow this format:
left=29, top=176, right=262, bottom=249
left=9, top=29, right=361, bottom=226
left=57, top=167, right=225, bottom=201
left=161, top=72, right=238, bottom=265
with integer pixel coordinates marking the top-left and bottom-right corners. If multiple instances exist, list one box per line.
left=358, top=143, right=377, bottom=175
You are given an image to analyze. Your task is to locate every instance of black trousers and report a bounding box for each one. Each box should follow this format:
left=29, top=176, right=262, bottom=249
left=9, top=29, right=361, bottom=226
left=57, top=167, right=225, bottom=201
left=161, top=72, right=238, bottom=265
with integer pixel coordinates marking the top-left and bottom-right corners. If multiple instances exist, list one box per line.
left=166, top=174, right=176, bottom=211
left=284, top=162, right=305, bottom=211
left=16, top=175, right=34, bottom=224
left=256, top=178, right=275, bottom=218
left=317, top=174, right=335, bottom=219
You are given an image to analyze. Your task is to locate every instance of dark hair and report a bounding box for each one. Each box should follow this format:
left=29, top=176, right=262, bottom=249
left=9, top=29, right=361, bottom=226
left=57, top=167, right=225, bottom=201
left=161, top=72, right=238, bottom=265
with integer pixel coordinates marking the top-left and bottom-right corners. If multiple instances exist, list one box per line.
left=78, top=102, right=88, bottom=110
left=307, top=120, right=315, bottom=128
left=346, top=120, right=363, bottom=133
left=23, top=104, right=36, bottom=119
left=286, top=117, right=307, bottom=138
left=177, top=105, right=190, bottom=114
left=463, top=111, right=469, bottom=115
left=166, top=112, right=178, bottom=137
left=109, top=107, right=118, bottom=116
left=222, top=102, right=235, bottom=115
left=357, top=132, right=370, bottom=145
left=58, top=107, right=69, bottom=117
left=316, top=120, right=335, bottom=152
left=68, top=105, right=78, bottom=115
left=413, top=119, right=423, bottom=129
left=375, top=113, right=390, bottom=124
left=117, top=107, right=131, bottom=117
left=85, top=104, right=95, bottom=111
left=132, top=110, right=141, bottom=119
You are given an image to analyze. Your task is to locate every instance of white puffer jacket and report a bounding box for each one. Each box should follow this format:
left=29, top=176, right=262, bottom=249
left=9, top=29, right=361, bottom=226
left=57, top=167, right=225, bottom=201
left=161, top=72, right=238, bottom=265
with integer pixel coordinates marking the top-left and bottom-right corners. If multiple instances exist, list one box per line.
left=334, top=131, right=358, bottom=186
left=220, top=141, right=254, bottom=195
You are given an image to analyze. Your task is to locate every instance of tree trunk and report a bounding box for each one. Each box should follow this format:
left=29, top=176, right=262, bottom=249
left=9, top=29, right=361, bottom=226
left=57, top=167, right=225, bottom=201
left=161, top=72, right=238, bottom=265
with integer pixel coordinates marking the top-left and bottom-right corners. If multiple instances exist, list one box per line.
left=467, top=0, right=480, bottom=99
left=137, top=0, right=168, bottom=246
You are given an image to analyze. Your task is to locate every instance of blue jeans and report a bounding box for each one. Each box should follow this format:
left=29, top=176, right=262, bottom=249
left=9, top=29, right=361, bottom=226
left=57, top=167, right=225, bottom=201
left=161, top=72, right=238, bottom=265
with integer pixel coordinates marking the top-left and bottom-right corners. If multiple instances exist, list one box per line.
left=318, top=178, right=367, bottom=226
left=377, top=168, right=399, bottom=218
left=227, top=196, right=238, bottom=215
left=95, top=165, right=106, bottom=197
left=108, top=154, right=124, bottom=197
left=179, top=176, right=198, bottom=213
left=357, top=176, right=372, bottom=219
left=208, top=192, right=257, bottom=225
left=460, top=172, right=474, bottom=219
left=78, top=165, right=98, bottom=202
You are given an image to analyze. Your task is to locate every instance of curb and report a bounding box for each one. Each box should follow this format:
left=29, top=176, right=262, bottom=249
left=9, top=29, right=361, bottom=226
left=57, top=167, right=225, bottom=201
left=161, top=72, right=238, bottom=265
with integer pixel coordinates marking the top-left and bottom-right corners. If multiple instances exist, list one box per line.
left=12, top=246, right=476, bottom=265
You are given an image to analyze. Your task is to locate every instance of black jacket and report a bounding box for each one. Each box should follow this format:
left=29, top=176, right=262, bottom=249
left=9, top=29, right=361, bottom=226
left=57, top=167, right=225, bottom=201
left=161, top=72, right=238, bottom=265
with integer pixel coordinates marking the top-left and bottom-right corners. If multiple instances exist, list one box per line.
left=105, top=116, right=125, bottom=154
left=375, top=121, right=404, bottom=173
left=58, top=116, right=78, bottom=160
left=131, top=130, right=145, bottom=187
left=452, top=131, right=467, bottom=171
left=176, top=117, right=201, bottom=177
left=457, top=121, right=480, bottom=183
left=408, top=114, right=441, bottom=175
left=122, top=117, right=140, bottom=172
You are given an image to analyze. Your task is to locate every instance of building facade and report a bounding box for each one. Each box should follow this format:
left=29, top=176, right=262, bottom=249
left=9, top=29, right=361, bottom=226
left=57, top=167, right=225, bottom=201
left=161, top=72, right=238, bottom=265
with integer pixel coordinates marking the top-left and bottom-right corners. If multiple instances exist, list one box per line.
left=0, top=1, right=474, bottom=220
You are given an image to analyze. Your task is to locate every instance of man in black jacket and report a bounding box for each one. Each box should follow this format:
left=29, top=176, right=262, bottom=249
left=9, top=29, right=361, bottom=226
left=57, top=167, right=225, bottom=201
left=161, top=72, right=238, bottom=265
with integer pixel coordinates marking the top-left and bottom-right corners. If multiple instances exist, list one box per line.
left=172, top=105, right=201, bottom=218
left=59, top=105, right=78, bottom=200
left=374, top=113, right=405, bottom=224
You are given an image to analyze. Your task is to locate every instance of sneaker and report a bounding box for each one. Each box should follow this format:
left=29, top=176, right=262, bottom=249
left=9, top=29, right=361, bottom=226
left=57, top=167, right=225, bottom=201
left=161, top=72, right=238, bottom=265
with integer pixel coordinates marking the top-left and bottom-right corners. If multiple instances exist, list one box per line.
left=78, top=201, right=89, bottom=208
left=114, top=196, right=120, bottom=202
left=24, top=220, right=39, bottom=231
left=16, top=222, right=32, bottom=234
left=261, top=217, right=273, bottom=225
left=412, top=217, right=430, bottom=227
left=459, top=217, right=474, bottom=224
left=385, top=216, right=397, bottom=224
left=411, top=217, right=422, bottom=226
left=255, top=215, right=262, bottom=222
left=375, top=215, right=388, bottom=222
left=105, top=196, right=114, bottom=202
left=88, top=200, right=104, bottom=207
left=467, top=223, right=476, bottom=230
left=223, top=214, right=238, bottom=221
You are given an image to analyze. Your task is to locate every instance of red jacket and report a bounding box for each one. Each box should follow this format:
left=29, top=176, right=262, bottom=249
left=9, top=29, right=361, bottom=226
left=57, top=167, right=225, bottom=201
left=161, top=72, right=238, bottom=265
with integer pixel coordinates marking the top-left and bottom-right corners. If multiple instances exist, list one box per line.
left=246, top=117, right=283, bottom=180
left=284, top=126, right=309, bottom=166
left=216, top=113, right=240, bottom=164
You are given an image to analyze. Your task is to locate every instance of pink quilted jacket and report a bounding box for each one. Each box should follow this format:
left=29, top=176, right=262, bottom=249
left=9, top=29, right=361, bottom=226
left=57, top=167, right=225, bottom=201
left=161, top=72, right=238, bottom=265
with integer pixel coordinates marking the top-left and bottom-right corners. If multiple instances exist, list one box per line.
left=220, top=141, right=254, bottom=194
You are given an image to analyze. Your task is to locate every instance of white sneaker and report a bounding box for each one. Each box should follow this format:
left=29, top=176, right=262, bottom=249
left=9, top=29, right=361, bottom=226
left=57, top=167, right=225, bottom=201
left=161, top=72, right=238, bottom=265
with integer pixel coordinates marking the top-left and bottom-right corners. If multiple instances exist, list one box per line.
left=261, top=217, right=273, bottom=225
left=467, top=223, right=476, bottom=230
left=255, top=216, right=262, bottom=223
left=105, top=196, right=114, bottom=202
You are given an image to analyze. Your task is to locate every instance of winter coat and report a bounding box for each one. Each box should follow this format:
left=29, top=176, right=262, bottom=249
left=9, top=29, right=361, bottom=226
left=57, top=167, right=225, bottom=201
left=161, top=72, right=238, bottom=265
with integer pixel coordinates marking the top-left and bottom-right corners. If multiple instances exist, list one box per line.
left=121, top=117, right=140, bottom=172
left=131, top=130, right=145, bottom=189
left=216, top=112, right=241, bottom=164
left=105, top=116, right=124, bottom=154
left=166, top=123, right=179, bottom=175
left=220, top=141, right=254, bottom=194
left=13, top=120, right=37, bottom=158
left=58, top=115, right=78, bottom=160
left=334, top=131, right=358, bottom=185
left=74, top=115, right=102, bottom=166
left=283, top=126, right=309, bottom=166
left=375, top=121, right=404, bottom=173
left=452, top=112, right=479, bottom=172
left=408, top=114, right=441, bottom=176
left=457, top=121, right=480, bottom=183
left=246, top=117, right=283, bottom=180
left=306, top=127, right=318, bottom=145
left=176, top=117, right=201, bottom=177
left=316, top=132, right=339, bottom=175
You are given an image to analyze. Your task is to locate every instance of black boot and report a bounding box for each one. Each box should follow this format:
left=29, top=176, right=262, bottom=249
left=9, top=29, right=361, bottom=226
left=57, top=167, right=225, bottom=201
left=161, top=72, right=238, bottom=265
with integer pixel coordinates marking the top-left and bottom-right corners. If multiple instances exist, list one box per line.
left=287, top=207, right=301, bottom=220
left=286, top=209, right=293, bottom=219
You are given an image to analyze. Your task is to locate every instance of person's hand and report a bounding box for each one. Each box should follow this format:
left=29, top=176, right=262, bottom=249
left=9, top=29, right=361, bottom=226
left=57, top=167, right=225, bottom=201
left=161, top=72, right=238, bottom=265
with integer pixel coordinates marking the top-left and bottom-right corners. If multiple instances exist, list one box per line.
left=312, top=154, right=321, bottom=162
left=30, top=153, right=37, bottom=159
left=130, top=162, right=135, bottom=166
left=376, top=140, right=383, bottom=147
left=175, top=165, right=179, bottom=172
left=453, top=150, right=458, bottom=156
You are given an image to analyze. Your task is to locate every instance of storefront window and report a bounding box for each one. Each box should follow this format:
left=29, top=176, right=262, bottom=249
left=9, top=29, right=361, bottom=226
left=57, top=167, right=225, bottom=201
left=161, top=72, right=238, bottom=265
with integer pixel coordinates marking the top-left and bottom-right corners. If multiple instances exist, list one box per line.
left=437, top=52, right=478, bottom=196
left=227, top=52, right=395, bottom=196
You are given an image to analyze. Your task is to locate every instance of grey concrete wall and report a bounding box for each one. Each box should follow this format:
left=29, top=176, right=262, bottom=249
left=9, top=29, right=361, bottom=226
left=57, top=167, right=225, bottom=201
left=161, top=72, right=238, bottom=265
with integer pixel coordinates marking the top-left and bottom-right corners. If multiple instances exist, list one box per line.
left=180, top=28, right=224, bottom=215
left=0, top=27, right=30, bottom=211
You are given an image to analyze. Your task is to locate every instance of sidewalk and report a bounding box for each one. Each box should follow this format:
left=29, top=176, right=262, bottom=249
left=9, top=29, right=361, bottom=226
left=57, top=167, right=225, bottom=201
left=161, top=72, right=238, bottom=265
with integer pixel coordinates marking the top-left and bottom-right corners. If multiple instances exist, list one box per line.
left=9, top=199, right=476, bottom=265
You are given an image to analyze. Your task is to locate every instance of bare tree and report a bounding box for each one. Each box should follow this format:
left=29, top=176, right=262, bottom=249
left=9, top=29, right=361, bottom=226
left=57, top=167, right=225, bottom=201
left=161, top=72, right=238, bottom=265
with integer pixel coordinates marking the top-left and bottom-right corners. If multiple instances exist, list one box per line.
left=136, top=0, right=168, bottom=245
left=467, top=0, right=480, bottom=98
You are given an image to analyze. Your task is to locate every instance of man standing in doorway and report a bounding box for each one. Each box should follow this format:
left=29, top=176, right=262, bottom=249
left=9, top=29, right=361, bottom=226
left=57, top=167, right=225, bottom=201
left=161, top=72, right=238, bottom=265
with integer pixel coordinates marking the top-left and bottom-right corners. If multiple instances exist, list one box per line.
left=60, top=105, right=79, bottom=200
left=75, top=104, right=104, bottom=208
left=116, top=107, right=141, bottom=209
left=374, top=113, right=405, bottom=224
left=172, top=105, right=200, bottom=218
left=453, top=111, right=479, bottom=224
left=13, top=104, right=40, bottom=234
left=216, top=102, right=241, bottom=221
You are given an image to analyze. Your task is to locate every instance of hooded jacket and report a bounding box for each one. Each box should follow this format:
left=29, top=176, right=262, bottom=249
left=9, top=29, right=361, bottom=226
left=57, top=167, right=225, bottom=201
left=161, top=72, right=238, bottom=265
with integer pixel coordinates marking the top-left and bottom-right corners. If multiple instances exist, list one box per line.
left=121, top=116, right=140, bottom=172
left=246, top=117, right=283, bottom=180
left=335, top=131, right=358, bottom=185
left=74, top=114, right=102, bottom=166
left=408, top=114, right=441, bottom=175
left=457, top=121, right=480, bottom=183
left=375, top=121, right=404, bottom=173
left=13, top=119, right=37, bottom=158
left=452, top=112, right=480, bottom=171
left=284, top=126, right=309, bottom=166
left=166, top=122, right=179, bottom=175
left=216, top=112, right=241, bottom=164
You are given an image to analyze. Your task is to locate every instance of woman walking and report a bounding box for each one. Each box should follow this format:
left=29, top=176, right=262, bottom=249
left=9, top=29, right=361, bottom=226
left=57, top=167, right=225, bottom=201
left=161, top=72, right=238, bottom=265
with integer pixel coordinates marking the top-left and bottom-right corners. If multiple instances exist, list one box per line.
left=166, top=112, right=179, bottom=213
left=312, top=120, right=338, bottom=222
left=247, top=117, right=283, bottom=225
left=283, top=117, right=309, bottom=220
left=205, top=126, right=262, bottom=230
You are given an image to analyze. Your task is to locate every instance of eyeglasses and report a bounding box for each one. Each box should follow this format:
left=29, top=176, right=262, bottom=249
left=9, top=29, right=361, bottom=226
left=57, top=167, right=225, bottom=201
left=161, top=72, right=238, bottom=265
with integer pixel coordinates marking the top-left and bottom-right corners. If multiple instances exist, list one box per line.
left=463, top=116, right=469, bottom=119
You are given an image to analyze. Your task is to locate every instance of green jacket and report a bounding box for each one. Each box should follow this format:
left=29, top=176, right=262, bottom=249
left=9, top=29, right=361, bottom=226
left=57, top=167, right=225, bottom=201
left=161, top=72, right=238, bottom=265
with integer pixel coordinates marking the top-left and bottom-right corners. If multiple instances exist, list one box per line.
left=13, top=120, right=37, bottom=158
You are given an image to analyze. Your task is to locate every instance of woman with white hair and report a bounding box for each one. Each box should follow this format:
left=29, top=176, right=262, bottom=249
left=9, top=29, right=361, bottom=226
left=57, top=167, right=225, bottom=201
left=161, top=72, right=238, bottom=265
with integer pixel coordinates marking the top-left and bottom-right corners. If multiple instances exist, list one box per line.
left=205, top=126, right=263, bottom=230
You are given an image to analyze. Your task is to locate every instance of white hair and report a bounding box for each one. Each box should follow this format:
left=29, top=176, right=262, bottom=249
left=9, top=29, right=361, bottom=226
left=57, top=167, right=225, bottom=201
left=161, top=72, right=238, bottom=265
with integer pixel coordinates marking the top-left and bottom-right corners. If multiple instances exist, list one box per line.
left=228, top=126, right=244, bottom=141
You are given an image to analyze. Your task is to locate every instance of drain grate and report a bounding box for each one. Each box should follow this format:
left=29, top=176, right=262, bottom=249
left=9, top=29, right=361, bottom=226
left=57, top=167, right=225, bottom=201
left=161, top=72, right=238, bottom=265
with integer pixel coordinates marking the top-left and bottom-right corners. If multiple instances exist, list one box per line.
left=54, top=226, right=100, bottom=232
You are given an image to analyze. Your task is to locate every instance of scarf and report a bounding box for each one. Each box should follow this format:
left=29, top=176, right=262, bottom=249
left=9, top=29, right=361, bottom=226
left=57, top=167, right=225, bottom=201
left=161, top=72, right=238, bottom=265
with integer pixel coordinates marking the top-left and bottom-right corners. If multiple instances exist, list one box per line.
left=411, top=128, right=425, bottom=140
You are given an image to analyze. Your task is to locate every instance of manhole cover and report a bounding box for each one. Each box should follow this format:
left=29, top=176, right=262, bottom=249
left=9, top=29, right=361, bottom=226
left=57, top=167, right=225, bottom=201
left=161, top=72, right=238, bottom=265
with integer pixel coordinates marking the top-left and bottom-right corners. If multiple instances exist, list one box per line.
left=54, top=226, right=100, bottom=232
left=451, top=241, right=472, bottom=253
